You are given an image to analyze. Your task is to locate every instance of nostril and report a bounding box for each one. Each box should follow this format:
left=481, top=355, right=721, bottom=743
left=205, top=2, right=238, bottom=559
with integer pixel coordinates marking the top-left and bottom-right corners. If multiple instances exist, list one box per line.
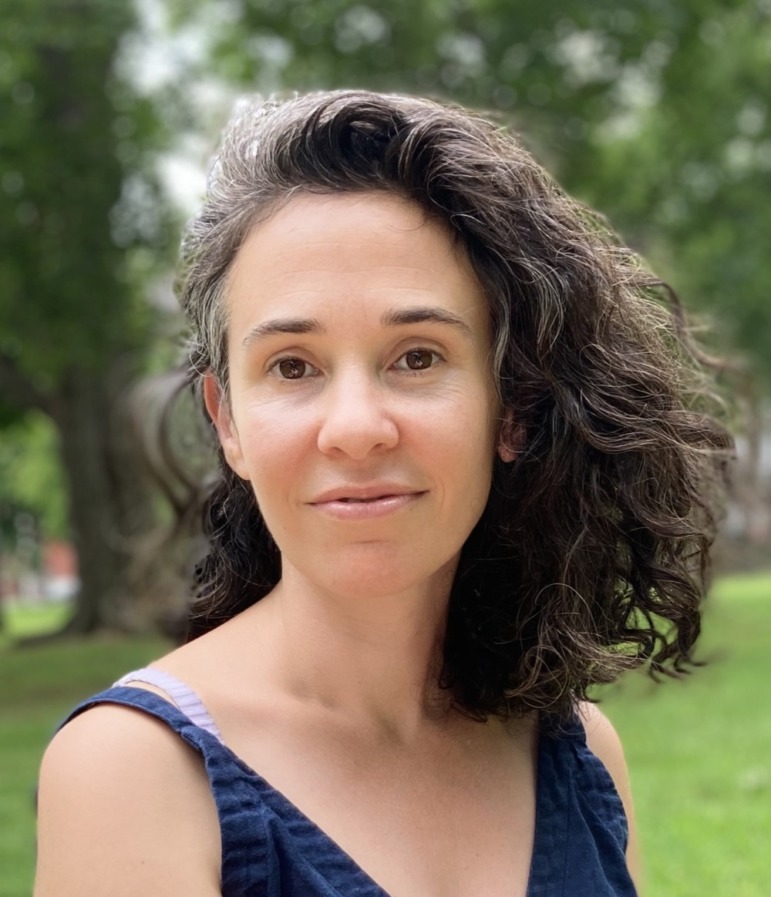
left=316, top=394, right=399, bottom=458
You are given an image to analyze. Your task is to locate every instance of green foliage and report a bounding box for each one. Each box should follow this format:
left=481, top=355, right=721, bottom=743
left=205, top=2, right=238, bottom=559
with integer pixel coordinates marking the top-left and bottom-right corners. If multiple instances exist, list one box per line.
left=0, top=0, right=172, bottom=398
left=573, top=4, right=771, bottom=371
left=0, top=412, right=68, bottom=540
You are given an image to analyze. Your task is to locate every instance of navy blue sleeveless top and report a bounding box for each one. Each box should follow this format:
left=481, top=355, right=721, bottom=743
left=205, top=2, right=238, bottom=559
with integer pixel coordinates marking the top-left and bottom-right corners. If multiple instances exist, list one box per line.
left=62, top=684, right=636, bottom=896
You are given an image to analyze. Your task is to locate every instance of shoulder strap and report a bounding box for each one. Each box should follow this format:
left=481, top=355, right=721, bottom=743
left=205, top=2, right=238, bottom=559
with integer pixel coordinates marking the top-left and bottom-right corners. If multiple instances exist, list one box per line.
left=114, top=667, right=223, bottom=742
left=59, top=687, right=273, bottom=896
left=528, top=712, right=636, bottom=896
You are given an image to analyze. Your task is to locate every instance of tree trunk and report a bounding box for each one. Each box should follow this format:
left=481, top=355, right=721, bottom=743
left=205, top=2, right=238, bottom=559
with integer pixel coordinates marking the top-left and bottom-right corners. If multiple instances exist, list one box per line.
left=52, top=364, right=153, bottom=633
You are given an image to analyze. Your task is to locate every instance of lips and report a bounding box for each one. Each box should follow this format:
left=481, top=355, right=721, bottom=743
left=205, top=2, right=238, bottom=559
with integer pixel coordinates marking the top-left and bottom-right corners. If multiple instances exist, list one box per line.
left=308, top=485, right=426, bottom=520
left=335, top=496, right=391, bottom=503
left=310, top=485, right=423, bottom=504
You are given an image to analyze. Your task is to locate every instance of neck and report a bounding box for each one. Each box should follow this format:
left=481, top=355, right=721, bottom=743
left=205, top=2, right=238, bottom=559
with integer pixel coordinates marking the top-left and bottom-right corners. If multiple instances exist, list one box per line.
left=258, top=564, right=456, bottom=740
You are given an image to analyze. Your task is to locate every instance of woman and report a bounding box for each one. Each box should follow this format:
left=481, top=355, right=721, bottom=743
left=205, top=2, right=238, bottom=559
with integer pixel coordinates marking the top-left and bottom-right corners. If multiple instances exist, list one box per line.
left=35, top=91, right=731, bottom=896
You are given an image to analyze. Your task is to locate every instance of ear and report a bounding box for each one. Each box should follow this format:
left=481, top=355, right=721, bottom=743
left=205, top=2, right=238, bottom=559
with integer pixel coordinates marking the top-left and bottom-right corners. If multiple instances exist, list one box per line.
left=497, top=408, right=523, bottom=463
left=202, top=374, right=249, bottom=480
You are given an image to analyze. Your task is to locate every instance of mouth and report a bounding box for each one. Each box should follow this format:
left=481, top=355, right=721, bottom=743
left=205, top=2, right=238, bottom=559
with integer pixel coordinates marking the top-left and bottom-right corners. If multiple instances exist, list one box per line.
left=310, top=485, right=424, bottom=504
left=334, top=495, right=401, bottom=503
left=309, top=487, right=426, bottom=519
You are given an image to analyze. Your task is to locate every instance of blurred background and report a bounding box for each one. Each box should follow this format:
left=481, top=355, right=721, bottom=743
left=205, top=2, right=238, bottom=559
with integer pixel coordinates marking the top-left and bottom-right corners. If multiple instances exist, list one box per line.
left=1, top=1, right=769, bottom=895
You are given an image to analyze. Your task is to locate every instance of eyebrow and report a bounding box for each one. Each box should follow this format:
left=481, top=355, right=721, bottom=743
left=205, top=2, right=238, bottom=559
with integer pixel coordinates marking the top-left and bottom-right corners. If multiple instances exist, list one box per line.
left=242, top=317, right=324, bottom=348
left=380, top=306, right=473, bottom=337
left=241, top=305, right=473, bottom=348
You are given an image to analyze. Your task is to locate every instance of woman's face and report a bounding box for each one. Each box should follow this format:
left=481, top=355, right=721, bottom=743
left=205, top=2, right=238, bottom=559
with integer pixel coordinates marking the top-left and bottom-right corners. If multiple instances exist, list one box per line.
left=205, top=192, right=503, bottom=600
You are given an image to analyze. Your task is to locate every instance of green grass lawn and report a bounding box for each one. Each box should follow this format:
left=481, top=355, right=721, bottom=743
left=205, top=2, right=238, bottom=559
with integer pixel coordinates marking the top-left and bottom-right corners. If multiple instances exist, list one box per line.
left=598, top=572, right=771, bottom=896
left=2, top=573, right=770, bottom=896
left=0, top=615, right=169, bottom=897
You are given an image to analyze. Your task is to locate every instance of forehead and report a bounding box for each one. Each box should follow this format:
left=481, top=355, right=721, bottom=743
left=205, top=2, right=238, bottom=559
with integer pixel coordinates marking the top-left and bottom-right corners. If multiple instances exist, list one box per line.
left=225, top=191, right=490, bottom=338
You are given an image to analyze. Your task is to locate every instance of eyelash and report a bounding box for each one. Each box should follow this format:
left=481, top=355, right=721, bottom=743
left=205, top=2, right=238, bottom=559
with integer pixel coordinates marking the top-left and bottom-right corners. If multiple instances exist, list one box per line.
left=268, top=348, right=444, bottom=381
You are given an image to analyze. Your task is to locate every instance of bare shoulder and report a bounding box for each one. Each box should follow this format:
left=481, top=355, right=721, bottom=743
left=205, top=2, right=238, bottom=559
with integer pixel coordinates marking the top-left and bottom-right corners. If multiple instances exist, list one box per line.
left=578, top=701, right=634, bottom=816
left=35, top=703, right=221, bottom=897
left=578, top=702, right=642, bottom=891
left=38, top=700, right=211, bottom=802
left=579, top=702, right=629, bottom=784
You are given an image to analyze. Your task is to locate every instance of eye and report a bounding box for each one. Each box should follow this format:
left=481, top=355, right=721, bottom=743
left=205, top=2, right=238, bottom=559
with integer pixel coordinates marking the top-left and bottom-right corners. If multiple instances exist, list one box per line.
left=270, top=357, right=318, bottom=380
left=395, top=348, right=442, bottom=372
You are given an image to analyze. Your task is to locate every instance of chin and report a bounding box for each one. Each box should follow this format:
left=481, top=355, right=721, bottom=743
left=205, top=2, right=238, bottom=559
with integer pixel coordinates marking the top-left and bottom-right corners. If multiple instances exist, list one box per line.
left=297, top=544, right=459, bottom=604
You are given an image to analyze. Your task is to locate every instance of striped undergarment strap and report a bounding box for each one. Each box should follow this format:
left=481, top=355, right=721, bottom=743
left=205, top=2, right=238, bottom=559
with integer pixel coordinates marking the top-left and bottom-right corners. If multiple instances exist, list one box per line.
left=113, top=666, right=223, bottom=743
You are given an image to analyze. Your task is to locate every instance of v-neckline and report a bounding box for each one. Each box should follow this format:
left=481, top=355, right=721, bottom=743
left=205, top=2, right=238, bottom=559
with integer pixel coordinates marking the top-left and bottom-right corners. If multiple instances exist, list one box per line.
left=208, top=711, right=549, bottom=897
left=109, top=684, right=563, bottom=897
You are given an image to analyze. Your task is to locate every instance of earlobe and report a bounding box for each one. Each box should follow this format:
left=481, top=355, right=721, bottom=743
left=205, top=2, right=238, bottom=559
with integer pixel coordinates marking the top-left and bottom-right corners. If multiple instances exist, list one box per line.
left=497, top=443, right=518, bottom=463
left=497, top=408, right=522, bottom=463
left=202, top=374, right=249, bottom=480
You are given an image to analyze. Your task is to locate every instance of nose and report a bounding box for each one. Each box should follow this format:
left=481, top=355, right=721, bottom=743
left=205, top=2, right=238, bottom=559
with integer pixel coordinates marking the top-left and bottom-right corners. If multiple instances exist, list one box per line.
left=316, top=368, right=399, bottom=460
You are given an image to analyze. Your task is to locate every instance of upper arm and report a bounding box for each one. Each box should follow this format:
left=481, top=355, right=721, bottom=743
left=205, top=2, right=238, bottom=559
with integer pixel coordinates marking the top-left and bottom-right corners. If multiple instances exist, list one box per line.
left=580, top=702, right=642, bottom=893
left=35, top=704, right=222, bottom=897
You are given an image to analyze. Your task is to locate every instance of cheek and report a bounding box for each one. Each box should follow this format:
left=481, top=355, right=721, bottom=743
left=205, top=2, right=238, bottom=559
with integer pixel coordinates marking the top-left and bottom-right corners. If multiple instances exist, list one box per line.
left=426, top=393, right=498, bottom=491
left=231, top=400, right=311, bottom=486
left=452, top=384, right=499, bottom=451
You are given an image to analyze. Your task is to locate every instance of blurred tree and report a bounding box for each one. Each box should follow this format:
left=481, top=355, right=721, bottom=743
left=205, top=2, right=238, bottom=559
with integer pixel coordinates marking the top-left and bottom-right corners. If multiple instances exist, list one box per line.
left=178, top=0, right=770, bottom=380
left=0, top=0, right=173, bottom=632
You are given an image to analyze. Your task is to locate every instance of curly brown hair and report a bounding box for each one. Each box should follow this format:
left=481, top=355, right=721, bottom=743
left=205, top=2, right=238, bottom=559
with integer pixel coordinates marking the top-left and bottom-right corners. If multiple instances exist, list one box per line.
left=169, top=89, right=733, bottom=721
